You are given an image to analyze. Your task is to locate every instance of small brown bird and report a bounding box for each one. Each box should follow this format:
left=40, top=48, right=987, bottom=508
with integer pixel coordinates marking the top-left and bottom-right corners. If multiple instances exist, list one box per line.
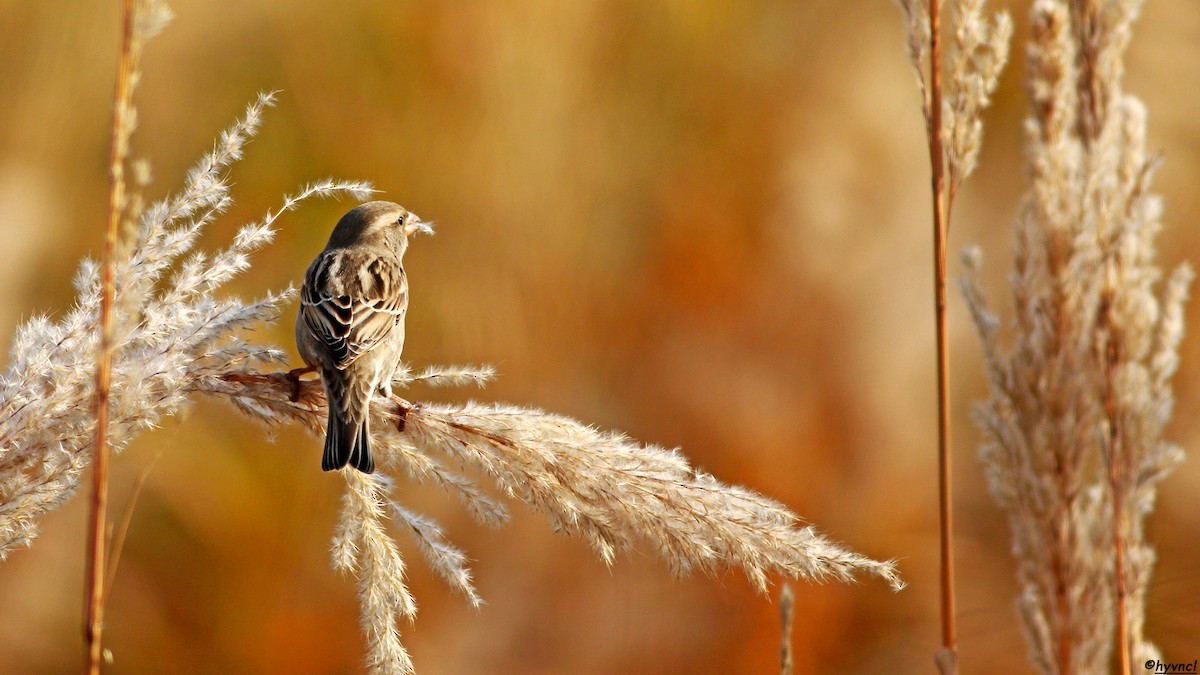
left=296, top=201, right=428, bottom=473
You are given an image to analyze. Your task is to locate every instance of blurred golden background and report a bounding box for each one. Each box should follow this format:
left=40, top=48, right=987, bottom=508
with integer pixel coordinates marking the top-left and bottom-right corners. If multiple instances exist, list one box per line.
left=1, top=1, right=1198, bottom=673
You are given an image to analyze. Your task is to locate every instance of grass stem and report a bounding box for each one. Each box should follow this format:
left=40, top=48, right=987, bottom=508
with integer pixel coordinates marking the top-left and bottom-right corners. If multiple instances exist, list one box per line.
left=926, top=0, right=958, bottom=669
left=85, top=1, right=135, bottom=671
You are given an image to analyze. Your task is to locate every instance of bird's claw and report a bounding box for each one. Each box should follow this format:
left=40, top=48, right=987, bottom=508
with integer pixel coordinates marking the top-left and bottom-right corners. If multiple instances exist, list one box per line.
left=285, top=366, right=316, bottom=403
left=390, top=395, right=417, bottom=432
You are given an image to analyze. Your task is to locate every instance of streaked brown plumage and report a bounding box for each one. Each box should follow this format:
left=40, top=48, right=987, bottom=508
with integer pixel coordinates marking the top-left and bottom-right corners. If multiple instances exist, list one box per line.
left=296, top=201, right=426, bottom=473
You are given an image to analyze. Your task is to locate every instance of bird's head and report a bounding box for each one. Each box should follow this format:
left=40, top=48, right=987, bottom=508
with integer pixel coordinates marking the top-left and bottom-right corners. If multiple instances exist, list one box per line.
left=327, top=200, right=434, bottom=254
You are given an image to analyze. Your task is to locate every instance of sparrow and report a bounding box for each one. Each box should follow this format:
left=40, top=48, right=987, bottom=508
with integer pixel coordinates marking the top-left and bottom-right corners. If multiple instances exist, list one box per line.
left=295, top=201, right=428, bottom=473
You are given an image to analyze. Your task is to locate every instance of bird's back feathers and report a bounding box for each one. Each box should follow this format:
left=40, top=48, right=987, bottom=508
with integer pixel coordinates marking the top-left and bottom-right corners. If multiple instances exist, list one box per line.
left=300, top=247, right=407, bottom=371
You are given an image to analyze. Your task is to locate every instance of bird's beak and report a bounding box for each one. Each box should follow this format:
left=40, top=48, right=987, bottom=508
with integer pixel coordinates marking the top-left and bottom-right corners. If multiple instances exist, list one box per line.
left=404, top=216, right=435, bottom=237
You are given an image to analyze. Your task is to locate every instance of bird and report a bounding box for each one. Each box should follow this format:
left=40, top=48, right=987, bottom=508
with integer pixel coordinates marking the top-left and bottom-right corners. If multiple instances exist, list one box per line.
left=295, top=201, right=428, bottom=474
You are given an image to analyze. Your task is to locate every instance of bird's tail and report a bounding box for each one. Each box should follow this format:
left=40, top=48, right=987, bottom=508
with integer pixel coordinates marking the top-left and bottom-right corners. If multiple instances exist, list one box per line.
left=321, top=373, right=375, bottom=474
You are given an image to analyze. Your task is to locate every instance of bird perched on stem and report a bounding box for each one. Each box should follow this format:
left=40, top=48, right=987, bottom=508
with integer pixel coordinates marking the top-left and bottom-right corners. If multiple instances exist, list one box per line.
left=295, top=201, right=431, bottom=473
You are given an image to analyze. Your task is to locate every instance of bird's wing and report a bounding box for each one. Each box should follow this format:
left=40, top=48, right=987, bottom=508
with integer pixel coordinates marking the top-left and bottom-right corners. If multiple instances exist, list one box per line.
left=300, top=248, right=407, bottom=370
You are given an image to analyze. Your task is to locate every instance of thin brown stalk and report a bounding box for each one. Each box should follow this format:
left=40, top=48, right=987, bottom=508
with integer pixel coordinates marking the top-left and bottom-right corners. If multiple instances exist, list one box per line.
left=1053, top=507, right=1072, bottom=674
left=902, top=0, right=1009, bottom=667
left=779, top=584, right=794, bottom=675
left=86, top=0, right=135, bottom=671
left=1101, top=293, right=1131, bottom=675
left=926, top=0, right=958, bottom=670
left=1108, top=443, right=1130, bottom=675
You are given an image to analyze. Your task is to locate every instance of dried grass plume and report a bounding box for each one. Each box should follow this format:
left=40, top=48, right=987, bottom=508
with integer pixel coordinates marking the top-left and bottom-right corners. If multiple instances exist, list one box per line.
left=962, top=0, right=1190, bottom=671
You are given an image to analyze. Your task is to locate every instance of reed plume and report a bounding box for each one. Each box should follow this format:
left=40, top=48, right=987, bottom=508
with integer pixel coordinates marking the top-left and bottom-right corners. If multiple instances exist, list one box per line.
left=962, top=0, right=1190, bottom=671
left=213, top=366, right=903, bottom=673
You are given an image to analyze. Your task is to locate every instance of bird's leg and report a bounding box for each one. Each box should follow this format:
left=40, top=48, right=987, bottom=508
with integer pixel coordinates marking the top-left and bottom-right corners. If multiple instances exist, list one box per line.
left=285, top=366, right=317, bottom=403
left=388, top=394, right=416, bottom=432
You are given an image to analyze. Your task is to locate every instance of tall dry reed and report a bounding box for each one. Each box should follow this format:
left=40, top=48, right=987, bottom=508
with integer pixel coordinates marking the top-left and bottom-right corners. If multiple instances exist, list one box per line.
left=87, top=0, right=172, bottom=668
left=895, top=0, right=1011, bottom=669
left=961, top=0, right=1190, bottom=672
